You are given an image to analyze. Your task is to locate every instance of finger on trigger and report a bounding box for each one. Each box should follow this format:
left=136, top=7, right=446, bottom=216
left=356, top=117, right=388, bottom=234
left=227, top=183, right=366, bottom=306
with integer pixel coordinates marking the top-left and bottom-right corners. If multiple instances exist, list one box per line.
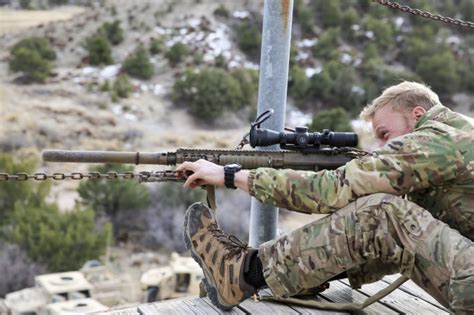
left=176, top=161, right=191, bottom=172
left=184, top=172, right=200, bottom=188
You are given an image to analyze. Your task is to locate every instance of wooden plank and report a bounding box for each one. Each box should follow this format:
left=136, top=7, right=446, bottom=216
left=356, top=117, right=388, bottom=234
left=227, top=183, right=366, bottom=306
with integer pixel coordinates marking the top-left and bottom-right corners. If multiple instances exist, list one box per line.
left=138, top=296, right=245, bottom=315
left=95, top=276, right=451, bottom=315
left=318, top=280, right=399, bottom=314
left=139, top=297, right=196, bottom=315
left=284, top=296, right=350, bottom=315
left=238, top=296, right=301, bottom=314
left=341, top=279, right=450, bottom=314
left=187, top=297, right=245, bottom=314
left=94, top=307, right=140, bottom=315
left=253, top=288, right=348, bottom=315
left=382, top=275, right=449, bottom=312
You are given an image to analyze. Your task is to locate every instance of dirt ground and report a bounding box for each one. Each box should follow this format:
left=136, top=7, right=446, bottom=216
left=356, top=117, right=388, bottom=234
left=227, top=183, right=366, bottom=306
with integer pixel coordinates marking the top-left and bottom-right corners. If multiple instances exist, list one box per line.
left=0, top=6, right=84, bottom=35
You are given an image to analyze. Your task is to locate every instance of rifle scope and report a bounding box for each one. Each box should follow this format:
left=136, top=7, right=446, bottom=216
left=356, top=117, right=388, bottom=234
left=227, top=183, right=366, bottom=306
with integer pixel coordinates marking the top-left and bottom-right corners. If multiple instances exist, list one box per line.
left=249, top=110, right=358, bottom=150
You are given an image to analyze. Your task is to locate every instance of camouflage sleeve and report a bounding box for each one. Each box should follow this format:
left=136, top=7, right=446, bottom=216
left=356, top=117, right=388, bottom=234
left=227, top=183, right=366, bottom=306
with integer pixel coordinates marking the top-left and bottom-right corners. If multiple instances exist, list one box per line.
left=248, top=127, right=465, bottom=214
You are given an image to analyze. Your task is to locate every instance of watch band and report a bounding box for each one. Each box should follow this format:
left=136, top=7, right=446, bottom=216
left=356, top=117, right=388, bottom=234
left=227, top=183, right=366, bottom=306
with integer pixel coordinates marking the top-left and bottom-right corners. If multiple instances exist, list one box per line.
left=224, top=164, right=241, bottom=189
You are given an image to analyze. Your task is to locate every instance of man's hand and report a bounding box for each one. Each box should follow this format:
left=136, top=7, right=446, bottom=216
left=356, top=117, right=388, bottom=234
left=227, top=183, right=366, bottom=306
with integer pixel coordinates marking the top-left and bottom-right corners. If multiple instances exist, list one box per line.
left=176, top=159, right=250, bottom=192
left=176, top=159, right=225, bottom=189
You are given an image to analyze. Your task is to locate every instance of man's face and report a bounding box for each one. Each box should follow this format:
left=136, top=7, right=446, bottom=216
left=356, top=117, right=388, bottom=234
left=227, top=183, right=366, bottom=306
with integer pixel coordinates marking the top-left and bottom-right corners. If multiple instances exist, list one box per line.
left=371, top=104, right=419, bottom=147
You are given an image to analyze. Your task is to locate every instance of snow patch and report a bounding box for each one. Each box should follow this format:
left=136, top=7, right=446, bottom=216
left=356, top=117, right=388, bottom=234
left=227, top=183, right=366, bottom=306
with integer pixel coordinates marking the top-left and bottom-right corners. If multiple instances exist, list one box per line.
left=287, top=108, right=313, bottom=127
left=233, top=10, right=250, bottom=19
left=305, top=67, right=321, bottom=78
left=340, top=53, right=352, bottom=64
left=81, top=67, right=98, bottom=76
left=100, top=64, right=120, bottom=79
left=153, top=84, right=166, bottom=96
left=395, top=17, right=404, bottom=29
left=296, top=38, right=318, bottom=48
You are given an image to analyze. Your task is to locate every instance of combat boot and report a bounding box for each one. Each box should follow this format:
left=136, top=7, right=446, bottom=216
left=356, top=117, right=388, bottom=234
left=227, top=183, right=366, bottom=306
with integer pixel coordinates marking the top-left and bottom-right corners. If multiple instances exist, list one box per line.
left=183, top=202, right=256, bottom=310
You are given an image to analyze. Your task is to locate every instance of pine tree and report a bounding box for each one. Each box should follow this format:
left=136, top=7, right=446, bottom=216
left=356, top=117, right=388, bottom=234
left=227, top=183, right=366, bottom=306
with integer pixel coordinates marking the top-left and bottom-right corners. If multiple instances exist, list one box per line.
left=122, top=45, right=154, bottom=79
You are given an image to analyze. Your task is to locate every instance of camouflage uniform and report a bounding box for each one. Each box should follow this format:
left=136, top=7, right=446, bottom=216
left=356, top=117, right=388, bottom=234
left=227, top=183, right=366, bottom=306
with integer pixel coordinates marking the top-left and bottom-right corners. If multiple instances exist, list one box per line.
left=248, top=104, right=474, bottom=312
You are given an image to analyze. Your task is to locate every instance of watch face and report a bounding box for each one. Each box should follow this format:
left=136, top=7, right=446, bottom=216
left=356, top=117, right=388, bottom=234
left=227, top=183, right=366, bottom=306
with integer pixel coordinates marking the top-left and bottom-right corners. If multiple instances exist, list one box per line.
left=225, top=164, right=241, bottom=171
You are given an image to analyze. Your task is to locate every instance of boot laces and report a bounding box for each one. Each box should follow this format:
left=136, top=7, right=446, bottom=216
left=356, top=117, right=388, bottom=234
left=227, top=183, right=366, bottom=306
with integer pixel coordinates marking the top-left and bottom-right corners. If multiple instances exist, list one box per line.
left=208, top=223, right=248, bottom=259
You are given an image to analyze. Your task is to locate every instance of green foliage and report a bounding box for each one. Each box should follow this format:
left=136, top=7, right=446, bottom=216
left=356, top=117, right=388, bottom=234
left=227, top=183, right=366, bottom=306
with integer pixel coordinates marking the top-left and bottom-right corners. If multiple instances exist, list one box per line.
left=460, top=0, right=474, bottom=21
left=48, top=0, right=68, bottom=5
left=165, top=42, right=189, bottom=66
left=364, top=16, right=394, bottom=50
left=99, top=20, right=124, bottom=45
left=11, top=203, right=111, bottom=272
left=236, top=20, right=261, bottom=59
left=110, top=5, right=117, bottom=16
left=0, top=154, right=48, bottom=224
left=309, top=107, right=353, bottom=132
left=9, top=48, right=52, bottom=83
left=289, top=43, right=298, bottom=67
left=149, top=37, right=165, bottom=55
left=313, top=27, right=340, bottom=60
left=173, top=68, right=244, bottom=121
left=192, top=51, right=204, bottom=65
left=85, top=35, right=113, bottom=66
left=112, top=74, right=133, bottom=98
left=214, top=54, right=227, bottom=68
left=294, top=0, right=315, bottom=36
left=363, top=43, right=380, bottom=63
left=231, top=68, right=259, bottom=109
left=122, top=45, right=154, bottom=80
left=341, top=7, right=359, bottom=30
left=309, top=60, right=363, bottom=113
left=361, top=59, right=421, bottom=104
left=19, top=0, right=32, bottom=9
left=78, top=164, right=150, bottom=220
left=288, top=65, right=310, bottom=106
left=100, top=80, right=110, bottom=92
left=416, top=50, right=460, bottom=96
left=158, top=183, right=205, bottom=208
left=400, top=37, right=432, bottom=69
left=9, top=37, right=56, bottom=83
left=317, top=0, right=341, bottom=28
left=309, top=69, right=332, bottom=101
left=213, top=4, right=229, bottom=18
left=0, top=154, right=110, bottom=272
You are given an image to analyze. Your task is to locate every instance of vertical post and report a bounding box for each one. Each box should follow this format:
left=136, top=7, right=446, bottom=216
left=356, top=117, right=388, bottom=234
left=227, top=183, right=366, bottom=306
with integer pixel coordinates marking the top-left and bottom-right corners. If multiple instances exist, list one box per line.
left=249, top=0, right=294, bottom=247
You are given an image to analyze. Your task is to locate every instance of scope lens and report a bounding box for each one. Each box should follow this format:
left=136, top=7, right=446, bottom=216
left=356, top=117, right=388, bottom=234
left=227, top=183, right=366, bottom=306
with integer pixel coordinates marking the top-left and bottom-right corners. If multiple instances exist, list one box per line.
left=326, top=132, right=358, bottom=147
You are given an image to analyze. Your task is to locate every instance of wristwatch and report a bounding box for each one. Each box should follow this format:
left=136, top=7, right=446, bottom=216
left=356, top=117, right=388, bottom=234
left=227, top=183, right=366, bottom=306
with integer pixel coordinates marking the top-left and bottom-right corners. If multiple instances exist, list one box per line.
left=224, top=164, right=242, bottom=189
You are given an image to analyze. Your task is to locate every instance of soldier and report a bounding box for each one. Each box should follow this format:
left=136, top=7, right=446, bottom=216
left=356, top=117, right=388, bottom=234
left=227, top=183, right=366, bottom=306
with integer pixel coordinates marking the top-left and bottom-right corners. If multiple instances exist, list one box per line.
left=176, top=81, right=474, bottom=313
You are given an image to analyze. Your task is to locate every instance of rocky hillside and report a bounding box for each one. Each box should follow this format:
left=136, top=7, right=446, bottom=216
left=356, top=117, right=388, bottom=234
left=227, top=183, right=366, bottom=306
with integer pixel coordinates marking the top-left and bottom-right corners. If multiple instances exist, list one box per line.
left=0, top=0, right=472, bottom=201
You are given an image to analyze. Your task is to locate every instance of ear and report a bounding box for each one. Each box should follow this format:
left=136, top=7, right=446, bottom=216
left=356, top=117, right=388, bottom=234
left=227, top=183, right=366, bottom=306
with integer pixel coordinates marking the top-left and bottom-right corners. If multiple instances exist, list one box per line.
left=412, top=106, right=426, bottom=119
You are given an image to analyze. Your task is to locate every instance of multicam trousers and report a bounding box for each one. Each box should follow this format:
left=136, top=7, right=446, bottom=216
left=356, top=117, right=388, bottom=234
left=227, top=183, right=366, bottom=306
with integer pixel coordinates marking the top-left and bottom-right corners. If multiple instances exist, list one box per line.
left=258, top=193, right=474, bottom=313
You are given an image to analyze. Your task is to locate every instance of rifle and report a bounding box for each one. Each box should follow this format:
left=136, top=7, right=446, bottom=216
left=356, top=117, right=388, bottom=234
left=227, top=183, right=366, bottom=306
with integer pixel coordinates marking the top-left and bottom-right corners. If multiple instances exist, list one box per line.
left=0, top=110, right=364, bottom=183
left=40, top=110, right=364, bottom=183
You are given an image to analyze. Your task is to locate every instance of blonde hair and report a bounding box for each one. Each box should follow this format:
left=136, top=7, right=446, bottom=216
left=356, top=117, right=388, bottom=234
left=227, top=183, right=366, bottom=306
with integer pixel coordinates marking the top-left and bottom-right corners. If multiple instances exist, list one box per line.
left=360, top=81, right=440, bottom=121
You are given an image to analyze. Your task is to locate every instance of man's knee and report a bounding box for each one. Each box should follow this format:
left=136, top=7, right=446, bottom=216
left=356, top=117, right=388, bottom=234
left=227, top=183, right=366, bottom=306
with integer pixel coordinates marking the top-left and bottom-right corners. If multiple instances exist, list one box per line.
left=351, top=193, right=431, bottom=234
left=352, top=193, right=403, bottom=211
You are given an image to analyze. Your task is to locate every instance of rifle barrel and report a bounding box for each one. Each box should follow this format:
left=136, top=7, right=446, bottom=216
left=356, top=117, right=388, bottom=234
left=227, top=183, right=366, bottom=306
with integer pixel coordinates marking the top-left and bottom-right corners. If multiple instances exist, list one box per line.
left=42, top=148, right=355, bottom=170
left=42, top=150, right=166, bottom=165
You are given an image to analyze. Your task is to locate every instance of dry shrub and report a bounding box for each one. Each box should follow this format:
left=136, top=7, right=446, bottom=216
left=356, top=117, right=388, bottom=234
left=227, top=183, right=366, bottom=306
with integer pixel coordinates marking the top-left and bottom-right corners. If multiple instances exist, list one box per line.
left=0, top=242, right=47, bottom=297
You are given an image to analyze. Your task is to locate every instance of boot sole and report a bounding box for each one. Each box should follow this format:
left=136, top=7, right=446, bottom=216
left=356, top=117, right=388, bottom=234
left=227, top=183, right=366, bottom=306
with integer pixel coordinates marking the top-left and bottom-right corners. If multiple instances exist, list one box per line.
left=183, top=203, right=234, bottom=311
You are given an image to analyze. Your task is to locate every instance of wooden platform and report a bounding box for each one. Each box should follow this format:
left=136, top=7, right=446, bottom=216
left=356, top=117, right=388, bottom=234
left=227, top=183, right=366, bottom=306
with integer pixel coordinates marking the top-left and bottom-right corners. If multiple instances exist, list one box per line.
left=94, top=275, right=450, bottom=314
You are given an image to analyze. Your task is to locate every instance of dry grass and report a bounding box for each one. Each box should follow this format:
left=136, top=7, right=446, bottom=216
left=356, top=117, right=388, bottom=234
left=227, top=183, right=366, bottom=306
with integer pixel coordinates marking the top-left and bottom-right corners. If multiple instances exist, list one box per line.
left=0, top=7, right=84, bottom=35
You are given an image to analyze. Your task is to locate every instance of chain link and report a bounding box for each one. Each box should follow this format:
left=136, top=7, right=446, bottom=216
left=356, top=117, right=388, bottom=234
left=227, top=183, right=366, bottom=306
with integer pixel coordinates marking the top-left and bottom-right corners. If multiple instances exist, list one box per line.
left=0, top=170, right=189, bottom=182
left=373, top=0, right=474, bottom=28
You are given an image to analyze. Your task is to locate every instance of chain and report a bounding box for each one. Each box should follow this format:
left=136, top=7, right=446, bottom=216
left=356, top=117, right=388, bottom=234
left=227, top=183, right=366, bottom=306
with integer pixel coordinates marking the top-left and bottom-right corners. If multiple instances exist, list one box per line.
left=235, top=132, right=250, bottom=150
left=0, top=170, right=189, bottom=182
left=373, top=0, right=474, bottom=29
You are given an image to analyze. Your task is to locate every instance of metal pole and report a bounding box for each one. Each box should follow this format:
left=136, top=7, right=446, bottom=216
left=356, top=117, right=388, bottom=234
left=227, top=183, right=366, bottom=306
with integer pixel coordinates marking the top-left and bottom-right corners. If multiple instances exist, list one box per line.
left=249, top=0, right=294, bottom=247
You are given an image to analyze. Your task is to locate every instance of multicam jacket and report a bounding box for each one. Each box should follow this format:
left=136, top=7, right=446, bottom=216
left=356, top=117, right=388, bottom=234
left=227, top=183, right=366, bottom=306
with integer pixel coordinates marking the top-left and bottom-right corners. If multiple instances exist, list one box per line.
left=248, top=104, right=474, bottom=240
